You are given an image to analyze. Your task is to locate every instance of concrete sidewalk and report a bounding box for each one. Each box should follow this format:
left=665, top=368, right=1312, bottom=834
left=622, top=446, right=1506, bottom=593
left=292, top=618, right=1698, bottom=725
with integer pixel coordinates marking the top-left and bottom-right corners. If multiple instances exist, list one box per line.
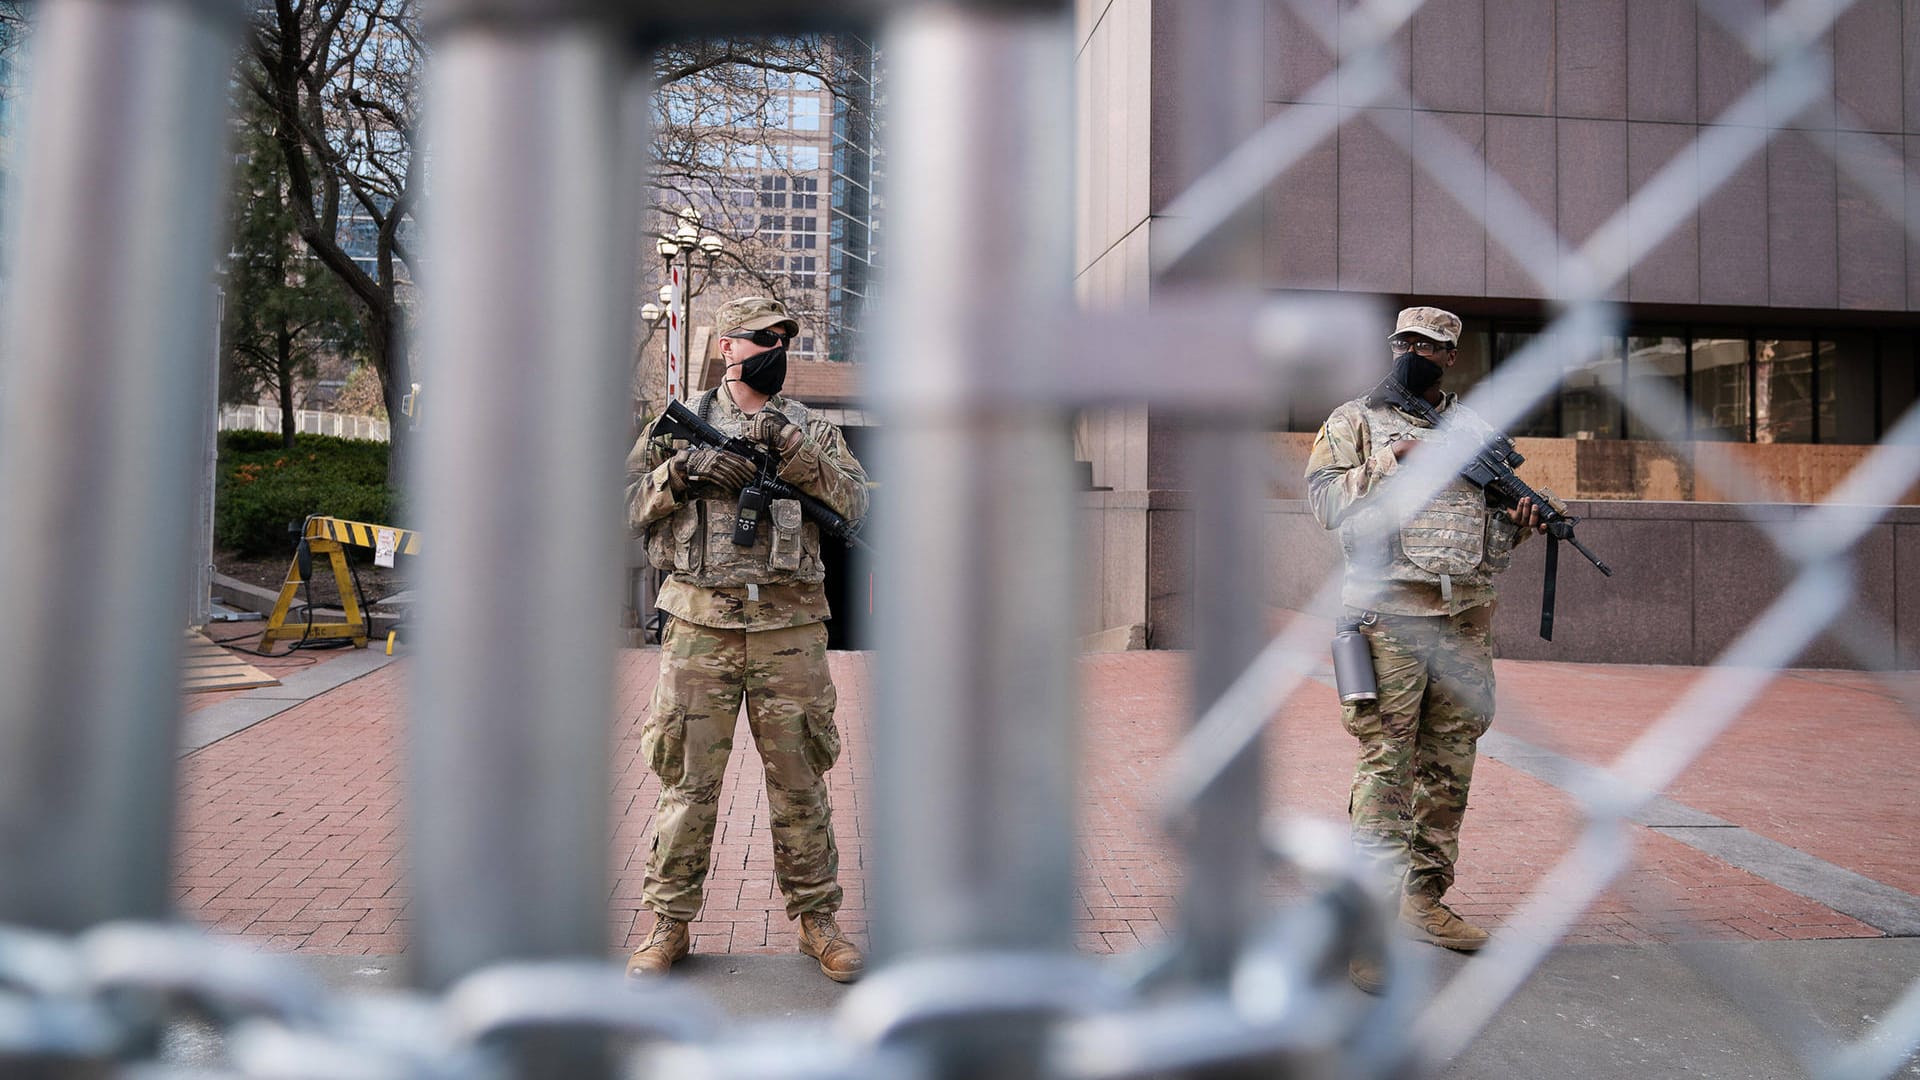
left=159, top=942, right=1920, bottom=1078
left=168, top=646, right=1920, bottom=1074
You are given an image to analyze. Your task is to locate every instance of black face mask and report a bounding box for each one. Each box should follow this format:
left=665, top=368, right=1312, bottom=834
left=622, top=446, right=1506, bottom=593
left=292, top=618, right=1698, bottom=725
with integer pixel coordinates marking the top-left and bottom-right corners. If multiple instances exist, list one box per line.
left=733, top=344, right=788, bottom=396
left=1391, top=350, right=1444, bottom=397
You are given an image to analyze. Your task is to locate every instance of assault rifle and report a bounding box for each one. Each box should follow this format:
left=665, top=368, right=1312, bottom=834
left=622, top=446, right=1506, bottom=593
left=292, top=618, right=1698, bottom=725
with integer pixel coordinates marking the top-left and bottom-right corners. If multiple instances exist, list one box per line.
left=1371, top=377, right=1612, bottom=640
left=652, top=398, right=872, bottom=553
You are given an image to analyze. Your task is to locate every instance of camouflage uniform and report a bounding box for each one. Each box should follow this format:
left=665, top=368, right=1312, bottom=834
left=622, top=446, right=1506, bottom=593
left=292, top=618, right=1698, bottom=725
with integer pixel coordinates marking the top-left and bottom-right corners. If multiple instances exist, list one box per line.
left=1305, top=378, right=1527, bottom=901
left=626, top=379, right=868, bottom=921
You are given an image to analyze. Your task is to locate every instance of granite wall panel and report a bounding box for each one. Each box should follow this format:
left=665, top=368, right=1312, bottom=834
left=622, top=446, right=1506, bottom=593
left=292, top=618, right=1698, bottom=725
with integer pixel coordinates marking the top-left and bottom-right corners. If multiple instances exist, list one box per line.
left=1899, top=522, right=1920, bottom=666
left=1338, top=108, right=1414, bottom=293
left=1487, top=0, right=1556, bottom=114
left=1771, top=18, right=1837, bottom=130
left=1558, top=118, right=1630, bottom=299
left=1490, top=516, right=1694, bottom=663
left=1340, top=2, right=1411, bottom=108
left=1627, top=0, right=1696, bottom=123
left=1907, top=0, right=1920, bottom=132
left=1836, top=130, right=1908, bottom=310
left=1195, top=502, right=1919, bottom=668
left=1557, top=0, right=1628, bottom=119
left=1909, top=137, right=1920, bottom=309
left=1412, top=110, right=1488, bottom=296
left=1486, top=114, right=1559, bottom=296
left=1265, top=0, right=1338, bottom=103
left=1627, top=121, right=1700, bottom=303
left=1835, top=0, right=1904, bottom=132
left=1409, top=0, right=1485, bottom=113
left=1768, top=129, right=1840, bottom=309
left=1698, top=0, right=1762, bottom=120
left=1698, top=131, right=1770, bottom=305
left=1265, top=102, right=1341, bottom=290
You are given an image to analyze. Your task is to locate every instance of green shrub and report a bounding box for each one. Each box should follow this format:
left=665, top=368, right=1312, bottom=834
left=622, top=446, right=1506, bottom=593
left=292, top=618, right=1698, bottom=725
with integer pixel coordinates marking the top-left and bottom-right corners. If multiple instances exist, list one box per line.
left=216, top=433, right=399, bottom=557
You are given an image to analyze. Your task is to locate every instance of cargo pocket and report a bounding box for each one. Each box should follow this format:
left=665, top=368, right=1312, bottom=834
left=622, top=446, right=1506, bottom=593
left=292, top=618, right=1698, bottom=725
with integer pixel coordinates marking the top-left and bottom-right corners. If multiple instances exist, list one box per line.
left=768, top=499, right=804, bottom=571
left=800, top=705, right=842, bottom=775
left=641, top=711, right=688, bottom=787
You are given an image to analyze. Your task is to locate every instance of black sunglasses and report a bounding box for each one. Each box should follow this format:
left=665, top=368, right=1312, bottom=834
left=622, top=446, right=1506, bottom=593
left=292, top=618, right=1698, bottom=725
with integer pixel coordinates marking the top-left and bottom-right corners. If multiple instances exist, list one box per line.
left=725, top=327, right=792, bottom=348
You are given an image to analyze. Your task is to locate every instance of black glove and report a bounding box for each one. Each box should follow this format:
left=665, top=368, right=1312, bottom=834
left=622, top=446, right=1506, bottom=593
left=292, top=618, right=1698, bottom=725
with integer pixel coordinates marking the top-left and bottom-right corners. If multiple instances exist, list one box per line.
left=670, top=446, right=756, bottom=493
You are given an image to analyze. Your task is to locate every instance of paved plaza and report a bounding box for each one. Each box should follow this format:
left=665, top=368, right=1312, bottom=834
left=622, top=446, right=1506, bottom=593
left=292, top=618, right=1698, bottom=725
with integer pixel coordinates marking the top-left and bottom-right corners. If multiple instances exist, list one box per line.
left=174, top=637, right=1920, bottom=958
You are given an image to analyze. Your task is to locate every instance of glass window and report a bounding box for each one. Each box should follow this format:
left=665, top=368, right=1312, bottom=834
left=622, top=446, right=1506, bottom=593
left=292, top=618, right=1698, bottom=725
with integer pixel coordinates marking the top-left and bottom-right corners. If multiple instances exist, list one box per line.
left=1755, top=337, right=1814, bottom=443
left=790, top=97, right=821, bottom=131
left=1819, top=332, right=1876, bottom=444
left=1447, top=323, right=1494, bottom=404
left=1498, top=329, right=1557, bottom=438
left=1626, top=332, right=1687, bottom=441
left=1880, top=331, right=1918, bottom=439
left=791, top=146, right=821, bottom=170
left=1690, top=333, right=1748, bottom=441
left=1559, top=334, right=1624, bottom=439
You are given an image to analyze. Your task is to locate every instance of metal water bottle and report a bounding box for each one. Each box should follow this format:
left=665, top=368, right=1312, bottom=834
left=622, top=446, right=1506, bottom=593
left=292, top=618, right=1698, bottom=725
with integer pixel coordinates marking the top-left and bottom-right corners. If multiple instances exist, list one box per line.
left=1331, top=620, right=1378, bottom=705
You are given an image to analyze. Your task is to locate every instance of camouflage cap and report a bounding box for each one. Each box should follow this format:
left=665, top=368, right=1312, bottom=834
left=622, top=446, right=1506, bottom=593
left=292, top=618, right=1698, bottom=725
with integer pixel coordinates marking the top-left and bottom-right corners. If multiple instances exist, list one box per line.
left=1389, top=305, right=1462, bottom=345
left=714, top=296, right=800, bottom=338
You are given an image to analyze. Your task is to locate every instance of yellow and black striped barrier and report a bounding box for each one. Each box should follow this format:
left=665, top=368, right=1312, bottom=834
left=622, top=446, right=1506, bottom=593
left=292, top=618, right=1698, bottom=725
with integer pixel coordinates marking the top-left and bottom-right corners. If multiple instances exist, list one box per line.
left=258, top=516, right=419, bottom=655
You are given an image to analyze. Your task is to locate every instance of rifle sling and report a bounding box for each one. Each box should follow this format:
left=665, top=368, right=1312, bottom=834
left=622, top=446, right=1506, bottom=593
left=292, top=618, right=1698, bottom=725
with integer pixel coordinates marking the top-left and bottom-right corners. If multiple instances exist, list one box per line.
left=1540, top=531, right=1559, bottom=641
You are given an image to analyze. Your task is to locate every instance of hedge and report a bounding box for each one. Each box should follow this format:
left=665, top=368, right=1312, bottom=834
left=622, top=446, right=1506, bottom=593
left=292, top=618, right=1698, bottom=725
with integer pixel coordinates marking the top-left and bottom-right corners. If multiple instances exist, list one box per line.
left=216, top=432, right=399, bottom=557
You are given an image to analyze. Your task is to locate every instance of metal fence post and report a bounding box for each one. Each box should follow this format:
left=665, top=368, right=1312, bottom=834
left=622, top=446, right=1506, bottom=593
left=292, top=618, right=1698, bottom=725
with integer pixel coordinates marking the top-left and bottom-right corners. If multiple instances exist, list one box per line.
left=408, top=10, right=638, bottom=1000
left=1159, top=0, right=1271, bottom=988
left=870, top=0, right=1078, bottom=1064
left=0, top=0, right=241, bottom=932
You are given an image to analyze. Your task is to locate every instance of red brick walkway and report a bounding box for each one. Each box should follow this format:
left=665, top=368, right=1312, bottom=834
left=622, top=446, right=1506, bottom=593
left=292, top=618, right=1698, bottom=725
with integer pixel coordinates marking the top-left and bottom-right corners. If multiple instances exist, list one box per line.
left=174, top=650, right=1915, bottom=955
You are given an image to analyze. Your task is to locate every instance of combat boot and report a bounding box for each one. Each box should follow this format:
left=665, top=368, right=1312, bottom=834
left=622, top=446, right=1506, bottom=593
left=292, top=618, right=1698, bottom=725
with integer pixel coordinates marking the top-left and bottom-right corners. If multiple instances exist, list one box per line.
left=797, top=911, right=864, bottom=983
left=1400, top=893, right=1489, bottom=952
left=625, top=913, right=690, bottom=978
left=1348, top=954, right=1387, bottom=995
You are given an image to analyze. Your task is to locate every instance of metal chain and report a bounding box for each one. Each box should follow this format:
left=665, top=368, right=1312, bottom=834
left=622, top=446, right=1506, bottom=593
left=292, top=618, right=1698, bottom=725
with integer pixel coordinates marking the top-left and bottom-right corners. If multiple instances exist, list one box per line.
left=0, top=831, right=1402, bottom=1080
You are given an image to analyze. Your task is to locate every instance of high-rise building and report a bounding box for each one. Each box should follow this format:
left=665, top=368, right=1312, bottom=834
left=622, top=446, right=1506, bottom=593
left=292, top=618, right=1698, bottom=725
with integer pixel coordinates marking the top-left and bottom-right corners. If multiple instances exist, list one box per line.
left=641, top=35, right=878, bottom=376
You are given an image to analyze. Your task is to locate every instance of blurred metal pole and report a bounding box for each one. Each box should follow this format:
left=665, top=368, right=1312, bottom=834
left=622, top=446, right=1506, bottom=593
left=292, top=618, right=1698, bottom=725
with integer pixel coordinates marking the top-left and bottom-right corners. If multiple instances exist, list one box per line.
left=409, top=16, right=637, bottom=1004
left=1159, top=0, right=1271, bottom=988
left=871, top=1, right=1077, bottom=1071
left=0, top=0, right=240, bottom=932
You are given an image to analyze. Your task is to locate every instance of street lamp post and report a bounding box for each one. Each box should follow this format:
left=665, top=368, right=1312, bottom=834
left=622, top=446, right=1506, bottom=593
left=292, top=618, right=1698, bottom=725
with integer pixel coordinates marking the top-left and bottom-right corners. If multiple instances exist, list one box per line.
left=655, top=209, right=725, bottom=402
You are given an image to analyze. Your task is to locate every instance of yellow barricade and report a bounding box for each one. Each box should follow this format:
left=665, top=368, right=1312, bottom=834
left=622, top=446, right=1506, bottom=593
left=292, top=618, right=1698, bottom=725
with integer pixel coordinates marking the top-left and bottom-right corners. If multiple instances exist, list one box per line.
left=257, top=516, right=419, bottom=655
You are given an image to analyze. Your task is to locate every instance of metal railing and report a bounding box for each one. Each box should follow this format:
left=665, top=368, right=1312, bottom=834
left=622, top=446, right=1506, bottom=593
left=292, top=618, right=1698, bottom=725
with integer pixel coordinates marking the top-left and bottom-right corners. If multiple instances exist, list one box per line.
left=0, top=0, right=1915, bottom=1077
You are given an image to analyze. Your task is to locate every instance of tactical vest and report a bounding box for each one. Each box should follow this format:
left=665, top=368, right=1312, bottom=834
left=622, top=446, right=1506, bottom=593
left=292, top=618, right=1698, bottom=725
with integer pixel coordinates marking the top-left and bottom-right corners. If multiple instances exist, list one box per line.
left=1337, top=398, right=1515, bottom=602
left=644, top=390, right=827, bottom=587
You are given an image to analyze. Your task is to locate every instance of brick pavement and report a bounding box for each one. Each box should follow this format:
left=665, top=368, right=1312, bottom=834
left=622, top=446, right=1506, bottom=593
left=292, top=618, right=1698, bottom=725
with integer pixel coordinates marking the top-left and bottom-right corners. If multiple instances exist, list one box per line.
left=174, top=648, right=1915, bottom=956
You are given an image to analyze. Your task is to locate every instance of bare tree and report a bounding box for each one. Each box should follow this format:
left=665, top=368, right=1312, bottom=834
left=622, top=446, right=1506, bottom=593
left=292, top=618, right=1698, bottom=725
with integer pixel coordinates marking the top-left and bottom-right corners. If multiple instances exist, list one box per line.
left=633, top=35, right=861, bottom=422
left=223, top=94, right=367, bottom=448
left=241, top=0, right=419, bottom=486
left=230, top=14, right=871, bottom=458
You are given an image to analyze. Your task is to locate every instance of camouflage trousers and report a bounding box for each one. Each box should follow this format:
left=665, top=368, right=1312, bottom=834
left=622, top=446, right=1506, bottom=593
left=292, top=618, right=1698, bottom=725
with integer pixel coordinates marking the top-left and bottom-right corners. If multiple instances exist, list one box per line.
left=640, top=616, right=844, bottom=921
left=1341, top=604, right=1495, bottom=900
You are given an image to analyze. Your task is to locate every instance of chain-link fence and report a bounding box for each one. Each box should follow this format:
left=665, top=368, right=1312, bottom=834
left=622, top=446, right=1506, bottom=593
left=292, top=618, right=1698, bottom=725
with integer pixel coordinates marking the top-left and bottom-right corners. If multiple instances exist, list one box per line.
left=0, top=0, right=1916, bottom=1076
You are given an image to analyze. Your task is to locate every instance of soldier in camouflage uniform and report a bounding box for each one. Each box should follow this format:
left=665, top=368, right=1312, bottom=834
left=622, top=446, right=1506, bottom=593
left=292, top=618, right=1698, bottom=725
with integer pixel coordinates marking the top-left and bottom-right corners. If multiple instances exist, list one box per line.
left=623, top=297, right=869, bottom=984
left=1304, top=306, right=1546, bottom=994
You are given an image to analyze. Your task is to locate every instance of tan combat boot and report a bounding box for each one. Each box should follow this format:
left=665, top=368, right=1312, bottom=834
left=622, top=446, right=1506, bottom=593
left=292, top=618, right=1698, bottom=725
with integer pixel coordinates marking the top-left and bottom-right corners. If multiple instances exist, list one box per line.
left=1400, top=893, right=1489, bottom=952
left=797, top=911, right=865, bottom=984
left=625, top=913, right=690, bottom=979
left=1348, top=954, right=1387, bottom=995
